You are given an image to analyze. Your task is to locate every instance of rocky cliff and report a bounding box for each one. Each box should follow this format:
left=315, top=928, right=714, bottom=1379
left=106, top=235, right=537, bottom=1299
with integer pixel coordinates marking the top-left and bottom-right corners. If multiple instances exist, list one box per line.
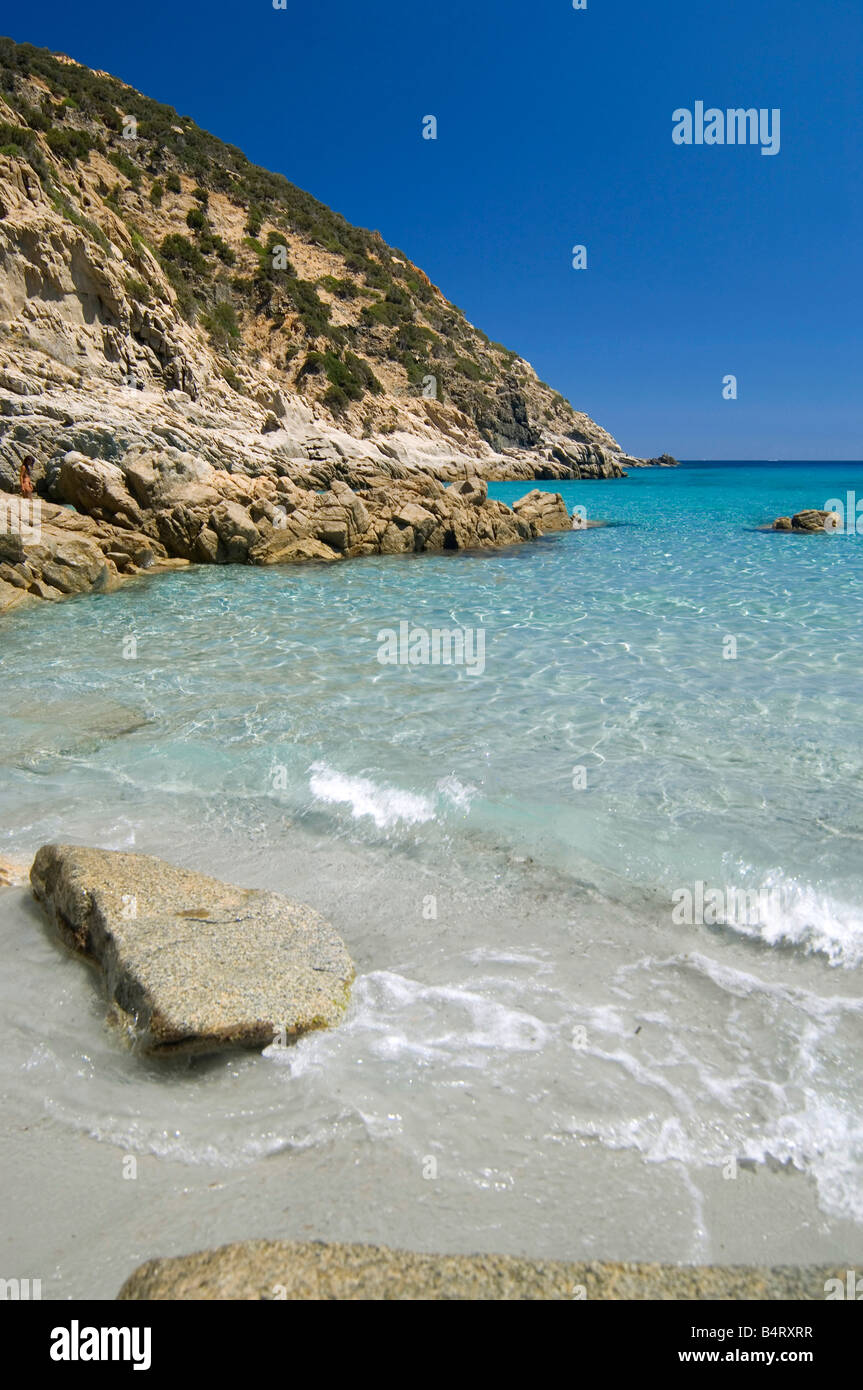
left=0, top=38, right=670, bottom=611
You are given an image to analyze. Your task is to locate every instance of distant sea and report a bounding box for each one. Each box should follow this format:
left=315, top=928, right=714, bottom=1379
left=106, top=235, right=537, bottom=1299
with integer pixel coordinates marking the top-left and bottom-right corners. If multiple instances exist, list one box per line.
left=1, top=460, right=862, bottom=1290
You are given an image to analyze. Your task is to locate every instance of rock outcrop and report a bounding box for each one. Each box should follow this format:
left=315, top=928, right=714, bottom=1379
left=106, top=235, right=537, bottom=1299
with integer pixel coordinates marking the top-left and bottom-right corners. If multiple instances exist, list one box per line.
left=116, top=1238, right=845, bottom=1301
left=0, top=434, right=581, bottom=608
left=772, top=510, right=839, bottom=533
left=618, top=453, right=680, bottom=469
left=512, top=488, right=572, bottom=532
left=30, top=845, right=355, bottom=1055
left=0, top=488, right=186, bottom=611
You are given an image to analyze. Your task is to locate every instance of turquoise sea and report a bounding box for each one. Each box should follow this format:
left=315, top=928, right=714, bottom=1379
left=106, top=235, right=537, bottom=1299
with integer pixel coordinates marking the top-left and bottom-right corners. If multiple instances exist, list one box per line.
left=1, top=461, right=862, bottom=1284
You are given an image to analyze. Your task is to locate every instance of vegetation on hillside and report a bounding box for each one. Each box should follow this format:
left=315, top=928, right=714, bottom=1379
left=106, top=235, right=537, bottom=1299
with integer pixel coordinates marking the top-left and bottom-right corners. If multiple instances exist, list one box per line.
left=0, top=35, right=581, bottom=442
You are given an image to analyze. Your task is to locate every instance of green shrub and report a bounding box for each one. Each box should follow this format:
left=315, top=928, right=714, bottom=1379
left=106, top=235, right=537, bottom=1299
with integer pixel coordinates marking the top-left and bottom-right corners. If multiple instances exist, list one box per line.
left=396, top=322, right=437, bottom=353
left=254, top=230, right=295, bottom=280
left=404, top=275, right=433, bottom=302
left=124, top=274, right=152, bottom=305
left=200, top=300, right=240, bottom=346
left=212, top=235, right=236, bottom=266
left=361, top=295, right=412, bottom=328
left=322, top=383, right=349, bottom=412
left=20, top=101, right=50, bottom=132
left=46, top=125, right=96, bottom=165
left=297, top=348, right=380, bottom=403
left=108, top=148, right=140, bottom=186
left=453, top=355, right=491, bottom=382
left=318, top=275, right=358, bottom=299
left=285, top=279, right=332, bottom=339
left=149, top=178, right=163, bottom=206
left=186, top=205, right=206, bottom=231
left=246, top=203, right=264, bottom=237
left=165, top=171, right=181, bottom=194
left=0, top=121, right=35, bottom=156
left=221, top=364, right=245, bottom=393
left=159, top=233, right=207, bottom=275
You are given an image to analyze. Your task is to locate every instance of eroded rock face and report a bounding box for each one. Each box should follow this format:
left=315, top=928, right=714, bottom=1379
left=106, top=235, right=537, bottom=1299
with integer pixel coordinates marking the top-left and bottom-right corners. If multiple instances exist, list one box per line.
left=30, top=845, right=355, bottom=1056
left=115, top=1238, right=845, bottom=1302
left=58, top=452, right=145, bottom=528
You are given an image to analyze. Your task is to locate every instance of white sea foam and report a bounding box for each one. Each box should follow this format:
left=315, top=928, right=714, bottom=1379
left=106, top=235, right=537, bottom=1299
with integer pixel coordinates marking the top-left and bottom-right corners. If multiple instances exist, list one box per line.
left=307, top=764, right=476, bottom=829
left=621, top=950, right=863, bottom=1019
left=716, top=872, right=863, bottom=968
left=269, top=970, right=552, bottom=1075
left=308, top=762, right=435, bottom=828
left=435, top=774, right=477, bottom=813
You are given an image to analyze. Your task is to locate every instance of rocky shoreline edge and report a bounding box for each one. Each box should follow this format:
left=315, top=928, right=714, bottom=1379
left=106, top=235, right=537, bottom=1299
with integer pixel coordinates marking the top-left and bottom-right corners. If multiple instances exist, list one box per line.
left=1, top=452, right=841, bottom=617
left=0, top=461, right=579, bottom=613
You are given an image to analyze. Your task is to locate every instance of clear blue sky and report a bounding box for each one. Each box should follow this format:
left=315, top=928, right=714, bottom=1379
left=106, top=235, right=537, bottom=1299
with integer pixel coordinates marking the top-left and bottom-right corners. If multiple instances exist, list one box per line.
left=5, top=1, right=861, bottom=458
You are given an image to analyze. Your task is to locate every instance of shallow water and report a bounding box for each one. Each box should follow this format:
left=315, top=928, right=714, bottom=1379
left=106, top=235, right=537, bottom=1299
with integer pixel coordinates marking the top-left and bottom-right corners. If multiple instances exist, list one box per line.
left=2, top=461, right=862, bottom=1284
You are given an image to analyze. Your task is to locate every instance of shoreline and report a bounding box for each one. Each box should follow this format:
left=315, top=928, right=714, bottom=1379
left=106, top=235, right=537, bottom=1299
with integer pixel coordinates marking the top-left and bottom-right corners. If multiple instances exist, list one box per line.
left=2, top=462, right=862, bottom=1300
left=2, top=812, right=861, bottom=1297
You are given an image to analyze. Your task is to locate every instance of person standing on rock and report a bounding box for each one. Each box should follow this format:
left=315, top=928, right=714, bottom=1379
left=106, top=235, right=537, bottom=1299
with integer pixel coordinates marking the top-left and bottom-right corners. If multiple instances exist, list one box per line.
left=19, top=455, right=35, bottom=499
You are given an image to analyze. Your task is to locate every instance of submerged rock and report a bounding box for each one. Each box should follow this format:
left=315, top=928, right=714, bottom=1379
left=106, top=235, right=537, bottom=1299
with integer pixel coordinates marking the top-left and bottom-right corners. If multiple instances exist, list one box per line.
left=30, top=845, right=354, bottom=1056
left=116, top=1238, right=845, bottom=1301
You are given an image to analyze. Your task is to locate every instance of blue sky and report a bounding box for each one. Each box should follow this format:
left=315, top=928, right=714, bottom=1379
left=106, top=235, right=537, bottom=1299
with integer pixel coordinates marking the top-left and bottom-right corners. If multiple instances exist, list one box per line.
left=5, top=0, right=861, bottom=458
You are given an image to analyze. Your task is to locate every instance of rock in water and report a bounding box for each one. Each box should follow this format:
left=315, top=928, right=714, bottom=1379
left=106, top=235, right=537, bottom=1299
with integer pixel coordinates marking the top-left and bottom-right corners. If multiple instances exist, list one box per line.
left=30, top=845, right=354, bottom=1055
left=791, top=509, right=837, bottom=532
left=771, top=509, right=839, bottom=533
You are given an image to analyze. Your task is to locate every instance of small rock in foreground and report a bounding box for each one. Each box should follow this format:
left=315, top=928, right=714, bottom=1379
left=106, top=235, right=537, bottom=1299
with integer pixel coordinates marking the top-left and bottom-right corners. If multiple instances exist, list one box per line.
left=30, top=845, right=354, bottom=1055
left=116, top=1238, right=845, bottom=1301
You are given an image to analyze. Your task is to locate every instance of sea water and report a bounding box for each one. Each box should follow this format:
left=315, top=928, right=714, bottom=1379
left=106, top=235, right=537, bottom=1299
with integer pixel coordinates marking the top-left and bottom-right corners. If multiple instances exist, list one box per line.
left=1, top=461, right=862, bottom=1291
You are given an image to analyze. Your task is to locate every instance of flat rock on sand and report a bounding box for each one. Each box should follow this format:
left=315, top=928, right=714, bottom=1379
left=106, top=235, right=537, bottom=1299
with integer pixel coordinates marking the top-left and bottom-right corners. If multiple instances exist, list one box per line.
left=30, top=845, right=354, bottom=1055
left=116, top=1239, right=844, bottom=1301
